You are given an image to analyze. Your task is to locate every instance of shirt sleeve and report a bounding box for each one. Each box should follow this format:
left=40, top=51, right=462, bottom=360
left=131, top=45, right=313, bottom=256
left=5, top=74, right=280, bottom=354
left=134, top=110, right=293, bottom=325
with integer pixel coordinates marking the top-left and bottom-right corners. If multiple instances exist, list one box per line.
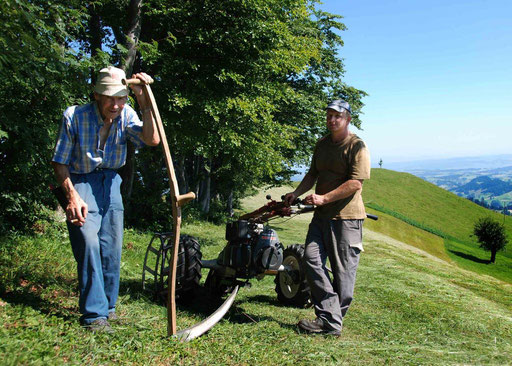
left=51, top=106, right=76, bottom=165
left=125, top=106, right=146, bottom=149
left=349, top=142, right=371, bottom=180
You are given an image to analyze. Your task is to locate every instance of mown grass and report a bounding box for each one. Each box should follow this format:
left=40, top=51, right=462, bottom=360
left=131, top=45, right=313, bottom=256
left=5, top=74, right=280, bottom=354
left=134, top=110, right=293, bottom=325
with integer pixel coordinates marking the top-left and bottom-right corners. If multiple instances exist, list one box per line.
left=1, top=188, right=512, bottom=365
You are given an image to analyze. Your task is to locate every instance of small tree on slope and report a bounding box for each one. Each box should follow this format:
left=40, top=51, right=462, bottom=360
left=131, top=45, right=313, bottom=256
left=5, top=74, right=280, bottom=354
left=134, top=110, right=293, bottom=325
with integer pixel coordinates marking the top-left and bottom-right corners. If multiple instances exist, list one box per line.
left=473, top=217, right=508, bottom=263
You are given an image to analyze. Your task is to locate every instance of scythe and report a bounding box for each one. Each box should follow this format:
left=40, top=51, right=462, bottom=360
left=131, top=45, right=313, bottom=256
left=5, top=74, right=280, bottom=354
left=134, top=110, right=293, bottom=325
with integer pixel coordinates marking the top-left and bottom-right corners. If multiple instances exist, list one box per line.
left=123, top=78, right=237, bottom=340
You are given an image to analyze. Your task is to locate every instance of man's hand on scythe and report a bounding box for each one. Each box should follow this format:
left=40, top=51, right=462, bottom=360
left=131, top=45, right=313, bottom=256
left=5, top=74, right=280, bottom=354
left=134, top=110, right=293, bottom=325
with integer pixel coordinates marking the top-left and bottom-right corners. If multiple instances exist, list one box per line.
left=127, top=72, right=153, bottom=99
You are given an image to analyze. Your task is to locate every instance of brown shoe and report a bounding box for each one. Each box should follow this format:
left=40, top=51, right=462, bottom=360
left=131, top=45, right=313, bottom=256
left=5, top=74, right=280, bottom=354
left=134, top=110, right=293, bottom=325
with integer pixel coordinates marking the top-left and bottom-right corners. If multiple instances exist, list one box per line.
left=298, top=318, right=341, bottom=336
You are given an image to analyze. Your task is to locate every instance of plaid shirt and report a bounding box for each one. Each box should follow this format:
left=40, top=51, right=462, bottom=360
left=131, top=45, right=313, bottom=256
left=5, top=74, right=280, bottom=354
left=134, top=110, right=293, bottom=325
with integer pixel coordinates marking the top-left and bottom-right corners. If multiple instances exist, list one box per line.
left=52, top=102, right=146, bottom=174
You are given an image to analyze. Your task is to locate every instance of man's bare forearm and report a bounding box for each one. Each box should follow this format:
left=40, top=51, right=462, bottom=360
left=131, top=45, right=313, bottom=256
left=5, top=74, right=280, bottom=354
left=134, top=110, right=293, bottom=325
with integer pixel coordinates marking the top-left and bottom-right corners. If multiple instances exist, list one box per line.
left=51, top=162, right=87, bottom=225
left=136, top=95, right=160, bottom=146
left=321, top=179, right=362, bottom=204
left=303, top=179, right=363, bottom=206
left=293, top=172, right=317, bottom=197
left=51, top=162, right=78, bottom=200
left=140, top=108, right=160, bottom=146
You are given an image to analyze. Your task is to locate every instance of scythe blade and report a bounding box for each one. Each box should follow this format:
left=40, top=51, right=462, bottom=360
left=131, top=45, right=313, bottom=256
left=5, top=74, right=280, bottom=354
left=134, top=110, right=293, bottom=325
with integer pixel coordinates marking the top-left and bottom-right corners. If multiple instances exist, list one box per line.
left=174, top=285, right=240, bottom=342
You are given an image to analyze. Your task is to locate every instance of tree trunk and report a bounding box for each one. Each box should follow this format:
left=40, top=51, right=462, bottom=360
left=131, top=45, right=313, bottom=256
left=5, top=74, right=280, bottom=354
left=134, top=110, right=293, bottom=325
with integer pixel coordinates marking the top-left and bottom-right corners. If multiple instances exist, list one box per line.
left=226, top=190, right=234, bottom=217
left=198, top=157, right=211, bottom=214
left=119, top=0, right=142, bottom=201
left=88, top=5, right=102, bottom=86
left=490, top=250, right=496, bottom=263
left=175, top=155, right=189, bottom=195
left=120, top=142, right=136, bottom=197
left=193, top=155, right=201, bottom=198
left=121, top=0, right=142, bottom=76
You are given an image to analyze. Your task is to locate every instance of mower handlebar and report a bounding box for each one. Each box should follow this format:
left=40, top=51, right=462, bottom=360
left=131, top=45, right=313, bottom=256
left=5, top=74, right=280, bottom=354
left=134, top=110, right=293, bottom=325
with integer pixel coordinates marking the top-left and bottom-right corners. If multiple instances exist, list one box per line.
left=243, top=195, right=378, bottom=222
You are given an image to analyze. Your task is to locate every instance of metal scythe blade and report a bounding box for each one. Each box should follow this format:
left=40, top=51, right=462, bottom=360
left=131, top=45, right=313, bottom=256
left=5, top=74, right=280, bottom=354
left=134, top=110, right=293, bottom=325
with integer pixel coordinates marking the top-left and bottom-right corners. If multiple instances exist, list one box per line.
left=174, top=285, right=240, bottom=342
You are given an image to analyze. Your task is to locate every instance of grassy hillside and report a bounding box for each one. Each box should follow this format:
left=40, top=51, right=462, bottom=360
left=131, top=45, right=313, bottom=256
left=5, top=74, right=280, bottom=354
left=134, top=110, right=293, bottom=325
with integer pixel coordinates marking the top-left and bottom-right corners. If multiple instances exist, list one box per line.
left=364, top=169, right=512, bottom=244
left=363, top=168, right=512, bottom=283
left=1, top=206, right=511, bottom=364
left=1, top=179, right=512, bottom=364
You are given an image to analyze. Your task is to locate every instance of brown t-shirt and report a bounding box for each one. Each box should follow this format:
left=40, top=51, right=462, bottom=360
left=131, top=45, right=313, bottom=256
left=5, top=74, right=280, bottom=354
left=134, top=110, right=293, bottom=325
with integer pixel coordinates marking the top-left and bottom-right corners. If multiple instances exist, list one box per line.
left=308, top=133, right=371, bottom=219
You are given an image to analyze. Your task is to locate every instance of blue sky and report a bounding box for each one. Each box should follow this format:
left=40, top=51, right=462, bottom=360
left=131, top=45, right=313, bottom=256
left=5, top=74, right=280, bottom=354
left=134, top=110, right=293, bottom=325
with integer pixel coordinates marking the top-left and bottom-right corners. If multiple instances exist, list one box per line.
left=319, top=0, right=512, bottom=164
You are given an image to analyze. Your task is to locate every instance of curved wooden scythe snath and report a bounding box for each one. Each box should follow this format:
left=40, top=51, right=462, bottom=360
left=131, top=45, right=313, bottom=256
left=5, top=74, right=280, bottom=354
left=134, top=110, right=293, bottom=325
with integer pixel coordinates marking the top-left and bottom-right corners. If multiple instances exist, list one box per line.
left=123, top=78, right=238, bottom=341
left=123, top=78, right=195, bottom=337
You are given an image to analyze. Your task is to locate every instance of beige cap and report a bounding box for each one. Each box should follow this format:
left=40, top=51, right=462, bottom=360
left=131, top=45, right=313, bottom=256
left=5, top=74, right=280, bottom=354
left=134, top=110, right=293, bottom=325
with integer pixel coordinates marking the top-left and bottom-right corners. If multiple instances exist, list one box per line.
left=93, top=66, right=129, bottom=97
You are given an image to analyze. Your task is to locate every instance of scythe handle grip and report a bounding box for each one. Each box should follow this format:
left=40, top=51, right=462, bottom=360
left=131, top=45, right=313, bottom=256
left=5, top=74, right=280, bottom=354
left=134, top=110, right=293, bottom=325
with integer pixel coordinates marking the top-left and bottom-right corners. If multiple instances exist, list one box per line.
left=122, top=78, right=154, bottom=86
left=177, top=192, right=196, bottom=207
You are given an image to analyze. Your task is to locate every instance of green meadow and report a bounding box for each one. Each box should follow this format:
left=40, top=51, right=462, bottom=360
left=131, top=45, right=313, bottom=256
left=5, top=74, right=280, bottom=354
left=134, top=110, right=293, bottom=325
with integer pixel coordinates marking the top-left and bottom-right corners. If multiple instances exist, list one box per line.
left=1, top=169, right=511, bottom=364
left=364, top=168, right=512, bottom=283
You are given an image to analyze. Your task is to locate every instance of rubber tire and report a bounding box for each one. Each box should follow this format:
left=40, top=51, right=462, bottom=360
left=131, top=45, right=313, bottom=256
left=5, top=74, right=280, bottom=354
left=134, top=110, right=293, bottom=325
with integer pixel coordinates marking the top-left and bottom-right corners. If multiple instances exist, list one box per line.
left=275, top=244, right=311, bottom=307
left=175, top=234, right=202, bottom=301
left=204, top=269, right=234, bottom=298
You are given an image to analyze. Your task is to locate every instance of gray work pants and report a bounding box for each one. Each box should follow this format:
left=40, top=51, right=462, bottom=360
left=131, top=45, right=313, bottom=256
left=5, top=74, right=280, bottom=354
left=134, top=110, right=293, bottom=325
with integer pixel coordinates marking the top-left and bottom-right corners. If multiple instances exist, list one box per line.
left=304, top=217, right=363, bottom=331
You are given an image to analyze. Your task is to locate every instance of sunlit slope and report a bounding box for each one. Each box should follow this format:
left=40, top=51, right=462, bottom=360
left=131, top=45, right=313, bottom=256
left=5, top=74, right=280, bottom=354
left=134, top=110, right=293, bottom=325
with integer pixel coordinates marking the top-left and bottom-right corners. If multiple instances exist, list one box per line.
left=363, top=168, right=512, bottom=250
left=240, top=184, right=449, bottom=262
left=363, top=168, right=512, bottom=283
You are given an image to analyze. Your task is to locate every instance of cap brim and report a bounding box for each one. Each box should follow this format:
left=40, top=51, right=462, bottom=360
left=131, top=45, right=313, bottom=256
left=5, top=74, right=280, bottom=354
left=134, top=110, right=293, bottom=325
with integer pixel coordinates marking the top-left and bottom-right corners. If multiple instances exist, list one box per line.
left=94, top=85, right=129, bottom=97
left=326, top=105, right=343, bottom=113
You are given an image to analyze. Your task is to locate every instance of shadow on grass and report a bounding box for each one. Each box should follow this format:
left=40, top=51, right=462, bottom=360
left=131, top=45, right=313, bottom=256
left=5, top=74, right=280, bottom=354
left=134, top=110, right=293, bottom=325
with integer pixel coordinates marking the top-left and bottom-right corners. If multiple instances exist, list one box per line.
left=122, top=280, right=296, bottom=330
left=1, top=288, right=77, bottom=321
left=226, top=304, right=297, bottom=331
left=448, top=250, right=490, bottom=264
left=243, top=294, right=295, bottom=308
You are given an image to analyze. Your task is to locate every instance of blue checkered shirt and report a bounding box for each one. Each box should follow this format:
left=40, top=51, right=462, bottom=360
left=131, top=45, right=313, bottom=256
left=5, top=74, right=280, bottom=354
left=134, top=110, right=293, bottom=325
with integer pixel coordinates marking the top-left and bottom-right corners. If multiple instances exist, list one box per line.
left=52, top=102, right=146, bottom=174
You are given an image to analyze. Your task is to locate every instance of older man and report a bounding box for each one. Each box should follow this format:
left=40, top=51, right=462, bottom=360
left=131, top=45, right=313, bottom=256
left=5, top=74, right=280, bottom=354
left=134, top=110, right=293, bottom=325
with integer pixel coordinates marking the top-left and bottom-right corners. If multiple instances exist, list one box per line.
left=284, top=99, right=370, bottom=336
left=51, top=66, right=160, bottom=332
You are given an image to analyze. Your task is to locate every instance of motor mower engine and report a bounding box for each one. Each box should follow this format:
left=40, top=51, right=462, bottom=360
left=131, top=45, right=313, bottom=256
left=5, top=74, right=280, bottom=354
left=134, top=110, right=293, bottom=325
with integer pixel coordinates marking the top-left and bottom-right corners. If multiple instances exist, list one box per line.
left=218, top=220, right=284, bottom=278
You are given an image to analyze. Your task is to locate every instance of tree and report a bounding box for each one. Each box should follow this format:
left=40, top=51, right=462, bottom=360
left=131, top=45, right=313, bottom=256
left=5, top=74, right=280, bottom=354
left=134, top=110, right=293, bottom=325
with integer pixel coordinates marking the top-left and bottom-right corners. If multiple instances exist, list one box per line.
left=1, top=0, right=366, bottom=233
left=473, top=217, right=508, bottom=263
left=125, top=0, right=366, bottom=223
left=0, top=0, right=91, bottom=232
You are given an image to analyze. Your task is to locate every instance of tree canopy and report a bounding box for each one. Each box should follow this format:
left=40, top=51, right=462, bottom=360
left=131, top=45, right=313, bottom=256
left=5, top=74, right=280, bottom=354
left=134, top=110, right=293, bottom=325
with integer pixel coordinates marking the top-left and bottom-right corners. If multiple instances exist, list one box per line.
left=0, top=0, right=366, bottom=232
left=473, top=217, right=508, bottom=263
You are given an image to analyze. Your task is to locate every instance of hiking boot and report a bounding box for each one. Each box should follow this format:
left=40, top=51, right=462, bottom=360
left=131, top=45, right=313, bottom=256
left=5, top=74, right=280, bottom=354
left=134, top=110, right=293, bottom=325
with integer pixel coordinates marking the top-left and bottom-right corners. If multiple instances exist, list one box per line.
left=298, top=318, right=341, bottom=336
left=108, top=312, right=119, bottom=322
left=84, top=318, right=114, bottom=333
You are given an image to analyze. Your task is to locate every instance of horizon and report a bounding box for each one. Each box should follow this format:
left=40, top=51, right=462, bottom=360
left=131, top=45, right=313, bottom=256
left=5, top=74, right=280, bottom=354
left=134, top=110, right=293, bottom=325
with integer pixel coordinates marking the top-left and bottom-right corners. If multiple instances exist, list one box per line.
left=291, top=153, right=512, bottom=181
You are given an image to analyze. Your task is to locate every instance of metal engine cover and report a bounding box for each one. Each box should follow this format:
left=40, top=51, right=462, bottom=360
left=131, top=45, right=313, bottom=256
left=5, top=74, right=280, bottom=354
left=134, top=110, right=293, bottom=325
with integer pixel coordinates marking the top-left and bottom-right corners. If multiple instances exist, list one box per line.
left=253, top=228, right=283, bottom=271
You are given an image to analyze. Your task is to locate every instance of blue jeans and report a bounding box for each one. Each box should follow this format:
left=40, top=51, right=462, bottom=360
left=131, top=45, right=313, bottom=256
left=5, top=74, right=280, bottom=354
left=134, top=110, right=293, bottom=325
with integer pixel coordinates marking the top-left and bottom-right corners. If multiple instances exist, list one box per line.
left=66, top=169, right=124, bottom=325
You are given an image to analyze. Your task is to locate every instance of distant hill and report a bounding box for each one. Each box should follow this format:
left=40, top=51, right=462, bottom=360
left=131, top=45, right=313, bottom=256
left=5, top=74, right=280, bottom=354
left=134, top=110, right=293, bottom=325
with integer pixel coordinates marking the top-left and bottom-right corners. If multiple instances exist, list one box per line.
left=456, top=175, right=512, bottom=196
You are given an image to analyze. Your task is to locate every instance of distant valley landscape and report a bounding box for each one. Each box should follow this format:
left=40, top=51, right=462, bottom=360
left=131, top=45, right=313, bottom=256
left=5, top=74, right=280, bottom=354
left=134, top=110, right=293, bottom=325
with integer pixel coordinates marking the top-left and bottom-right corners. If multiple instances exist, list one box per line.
left=384, top=154, right=512, bottom=210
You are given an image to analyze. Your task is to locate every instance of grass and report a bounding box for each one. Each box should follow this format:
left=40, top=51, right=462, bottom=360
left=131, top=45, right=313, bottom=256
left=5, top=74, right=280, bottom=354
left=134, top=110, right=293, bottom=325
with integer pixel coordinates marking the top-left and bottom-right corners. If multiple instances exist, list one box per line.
left=1, top=188, right=511, bottom=364
left=364, top=169, right=512, bottom=250
left=363, top=168, right=512, bottom=283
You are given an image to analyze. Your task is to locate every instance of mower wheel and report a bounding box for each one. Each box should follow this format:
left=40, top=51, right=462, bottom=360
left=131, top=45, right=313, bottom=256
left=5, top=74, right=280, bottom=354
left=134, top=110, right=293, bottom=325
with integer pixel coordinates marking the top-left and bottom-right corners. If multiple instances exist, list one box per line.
left=275, top=244, right=311, bottom=307
left=143, top=233, right=202, bottom=303
left=175, top=235, right=202, bottom=301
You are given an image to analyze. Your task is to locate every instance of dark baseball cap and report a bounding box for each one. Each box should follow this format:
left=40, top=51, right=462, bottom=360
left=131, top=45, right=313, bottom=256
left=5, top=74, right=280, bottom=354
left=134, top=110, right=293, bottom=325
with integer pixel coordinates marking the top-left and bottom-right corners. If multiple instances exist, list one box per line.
left=326, top=99, right=351, bottom=114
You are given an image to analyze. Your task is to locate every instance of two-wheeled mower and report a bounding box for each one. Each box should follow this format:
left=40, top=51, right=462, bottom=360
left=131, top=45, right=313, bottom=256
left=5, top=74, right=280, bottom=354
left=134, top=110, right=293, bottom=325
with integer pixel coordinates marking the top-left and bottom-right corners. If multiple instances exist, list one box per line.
left=141, top=195, right=377, bottom=340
